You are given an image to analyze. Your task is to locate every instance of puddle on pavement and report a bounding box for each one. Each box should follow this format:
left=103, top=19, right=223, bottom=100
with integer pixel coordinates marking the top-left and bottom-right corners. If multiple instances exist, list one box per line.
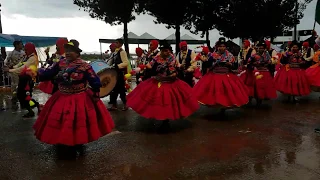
left=1, top=88, right=320, bottom=179
left=0, top=90, right=113, bottom=110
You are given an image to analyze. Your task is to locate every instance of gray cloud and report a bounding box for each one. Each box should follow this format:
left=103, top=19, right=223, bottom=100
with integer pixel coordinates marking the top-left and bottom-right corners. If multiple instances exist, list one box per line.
left=0, top=0, right=318, bottom=41
left=2, top=0, right=317, bottom=24
left=1, top=0, right=88, bottom=18
left=298, top=0, right=317, bottom=29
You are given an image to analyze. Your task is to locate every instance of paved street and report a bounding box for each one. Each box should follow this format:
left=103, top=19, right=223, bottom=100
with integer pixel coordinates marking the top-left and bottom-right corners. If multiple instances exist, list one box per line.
left=1, top=91, right=320, bottom=179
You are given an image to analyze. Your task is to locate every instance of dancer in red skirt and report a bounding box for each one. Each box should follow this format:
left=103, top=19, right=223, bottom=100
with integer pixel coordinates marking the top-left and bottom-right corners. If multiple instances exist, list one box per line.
left=274, top=40, right=310, bottom=102
left=244, top=41, right=277, bottom=106
left=193, top=37, right=249, bottom=115
left=38, top=38, right=68, bottom=94
left=127, top=40, right=199, bottom=130
left=305, top=38, right=320, bottom=92
left=33, top=40, right=114, bottom=147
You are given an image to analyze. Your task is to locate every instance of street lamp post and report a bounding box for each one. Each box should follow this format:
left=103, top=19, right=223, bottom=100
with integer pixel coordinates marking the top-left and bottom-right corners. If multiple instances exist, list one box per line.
left=0, top=3, right=2, bottom=33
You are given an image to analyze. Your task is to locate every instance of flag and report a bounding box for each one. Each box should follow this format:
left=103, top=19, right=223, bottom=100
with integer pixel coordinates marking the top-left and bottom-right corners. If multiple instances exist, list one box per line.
left=316, top=0, right=320, bottom=24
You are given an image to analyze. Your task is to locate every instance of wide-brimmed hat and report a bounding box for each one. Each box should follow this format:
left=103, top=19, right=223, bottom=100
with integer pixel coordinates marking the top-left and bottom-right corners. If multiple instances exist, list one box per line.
left=64, top=39, right=82, bottom=53
left=159, top=40, right=172, bottom=50
left=216, top=37, right=227, bottom=46
left=256, top=40, right=267, bottom=48
left=289, top=40, right=300, bottom=49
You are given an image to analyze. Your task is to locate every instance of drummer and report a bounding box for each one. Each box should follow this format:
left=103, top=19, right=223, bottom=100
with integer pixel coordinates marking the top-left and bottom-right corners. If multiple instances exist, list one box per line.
left=106, top=43, right=116, bottom=64
left=108, top=39, right=129, bottom=111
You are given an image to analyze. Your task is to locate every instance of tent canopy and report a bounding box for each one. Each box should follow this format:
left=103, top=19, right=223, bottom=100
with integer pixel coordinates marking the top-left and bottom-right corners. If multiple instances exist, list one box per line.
left=100, top=31, right=207, bottom=45
left=0, top=33, right=66, bottom=47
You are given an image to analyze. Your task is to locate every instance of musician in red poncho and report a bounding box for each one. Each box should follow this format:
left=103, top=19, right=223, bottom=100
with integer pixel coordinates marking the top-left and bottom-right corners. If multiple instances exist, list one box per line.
left=194, top=46, right=213, bottom=75
left=176, top=41, right=197, bottom=87
left=237, top=40, right=256, bottom=73
left=265, top=40, right=278, bottom=76
left=3, top=43, right=40, bottom=117
left=143, top=40, right=160, bottom=81
left=193, top=37, right=249, bottom=115
left=302, top=41, right=315, bottom=68
left=33, top=40, right=114, bottom=148
left=244, top=41, right=277, bottom=106
left=135, top=47, right=147, bottom=84
left=274, top=40, right=310, bottom=103
left=127, top=40, right=199, bottom=131
left=38, top=38, right=68, bottom=95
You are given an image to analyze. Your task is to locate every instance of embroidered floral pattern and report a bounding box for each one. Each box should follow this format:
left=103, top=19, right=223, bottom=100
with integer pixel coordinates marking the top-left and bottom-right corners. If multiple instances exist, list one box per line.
left=248, top=52, right=271, bottom=66
left=212, top=51, right=235, bottom=63
left=150, top=54, right=176, bottom=76
left=136, top=55, right=147, bottom=66
left=211, top=51, right=235, bottom=67
left=38, top=58, right=101, bottom=93
left=285, top=51, right=305, bottom=64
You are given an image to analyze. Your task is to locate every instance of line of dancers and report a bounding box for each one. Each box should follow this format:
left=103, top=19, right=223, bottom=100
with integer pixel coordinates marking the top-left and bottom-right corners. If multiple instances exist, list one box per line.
left=2, top=36, right=320, bottom=155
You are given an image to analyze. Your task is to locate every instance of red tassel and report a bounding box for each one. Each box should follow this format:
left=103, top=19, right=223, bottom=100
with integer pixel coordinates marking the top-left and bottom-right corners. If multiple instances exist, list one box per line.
left=20, top=66, right=27, bottom=76
left=25, top=95, right=31, bottom=101
left=25, top=84, right=30, bottom=91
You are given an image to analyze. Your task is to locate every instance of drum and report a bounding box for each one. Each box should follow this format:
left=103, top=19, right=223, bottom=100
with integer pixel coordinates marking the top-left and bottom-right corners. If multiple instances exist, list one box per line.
left=90, top=60, right=117, bottom=98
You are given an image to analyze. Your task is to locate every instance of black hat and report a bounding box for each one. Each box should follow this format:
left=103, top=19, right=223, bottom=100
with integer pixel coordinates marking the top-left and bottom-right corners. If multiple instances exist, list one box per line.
left=13, top=40, right=22, bottom=47
left=159, top=40, right=172, bottom=50
left=216, top=37, right=227, bottom=46
left=64, top=39, right=82, bottom=53
left=289, top=40, right=300, bottom=49
left=256, top=40, right=267, bottom=48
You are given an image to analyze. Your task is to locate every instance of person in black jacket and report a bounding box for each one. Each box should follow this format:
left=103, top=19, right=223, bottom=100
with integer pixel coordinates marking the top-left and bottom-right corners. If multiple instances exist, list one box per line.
left=108, top=39, right=129, bottom=111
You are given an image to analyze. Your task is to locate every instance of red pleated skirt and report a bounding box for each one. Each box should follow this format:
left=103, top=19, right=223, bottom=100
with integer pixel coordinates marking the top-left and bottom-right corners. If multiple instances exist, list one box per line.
left=33, top=89, right=115, bottom=146
left=193, top=72, right=249, bottom=107
left=253, top=70, right=277, bottom=99
left=305, top=66, right=320, bottom=91
left=239, top=70, right=255, bottom=97
left=274, top=68, right=310, bottom=96
left=38, top=81, right=54, bottom=94
left=126, top=78, right=199, bottom=120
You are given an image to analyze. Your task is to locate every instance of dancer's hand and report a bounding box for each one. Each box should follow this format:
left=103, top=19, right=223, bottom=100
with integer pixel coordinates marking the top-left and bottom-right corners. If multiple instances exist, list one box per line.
left=92, top=97, right=100, bottom=102
left=2, top=67, right=9, bottom=72
left=92, top=91, right=100, bottom=102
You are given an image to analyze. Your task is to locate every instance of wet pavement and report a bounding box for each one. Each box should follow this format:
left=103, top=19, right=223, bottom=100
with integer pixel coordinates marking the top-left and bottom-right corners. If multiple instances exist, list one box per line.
left=1, top=91, right=320, bottom=180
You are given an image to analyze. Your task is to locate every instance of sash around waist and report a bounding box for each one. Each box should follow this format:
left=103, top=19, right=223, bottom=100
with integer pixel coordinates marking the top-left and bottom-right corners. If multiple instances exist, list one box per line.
left=256, top=67, right=269, bottom=71
left=58, top=83, right=88, bottom=94
left=212, top=67, right=229, bottom=73
left=153, top=76, right=177, bottom=82
left=289, top=63, right=302, bottom=68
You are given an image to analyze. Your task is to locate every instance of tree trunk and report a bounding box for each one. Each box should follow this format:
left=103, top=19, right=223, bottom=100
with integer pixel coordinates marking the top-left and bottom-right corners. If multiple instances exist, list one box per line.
left=123, top=22, right=130, bottom=57
left=175, top=23, right=180, bottom=54
left=205, top=30, right=210, bottom=48
left=270, top=37, right=274, bottom=43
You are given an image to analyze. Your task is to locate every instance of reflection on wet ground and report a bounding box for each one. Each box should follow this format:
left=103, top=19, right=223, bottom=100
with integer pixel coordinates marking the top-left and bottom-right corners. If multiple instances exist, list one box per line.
left=1, top=91, right=320, bottom=179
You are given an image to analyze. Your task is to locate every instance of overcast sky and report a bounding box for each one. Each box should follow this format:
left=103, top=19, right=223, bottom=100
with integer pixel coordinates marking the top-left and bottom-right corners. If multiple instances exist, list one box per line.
left=1, top=0, right=319, bottom=53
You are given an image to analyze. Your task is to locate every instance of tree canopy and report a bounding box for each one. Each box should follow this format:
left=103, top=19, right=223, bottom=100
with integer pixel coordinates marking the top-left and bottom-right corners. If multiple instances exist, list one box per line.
left=74, top=0, right=142, bottom=54
left=186, top=0, right=229, bottom=46
left=138, top=0, right=196, bottom=53
left=212, top=0, right=312, bottom=40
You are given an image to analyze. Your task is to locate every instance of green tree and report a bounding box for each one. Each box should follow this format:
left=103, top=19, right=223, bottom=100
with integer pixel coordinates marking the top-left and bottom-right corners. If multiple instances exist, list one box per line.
left=74, top=0, right=142, bottom=54
left=214, top=0, right=312, bottom=41
left=186, top=0, right=229, bottom=47
left=138, top=0, right=195, bottom=53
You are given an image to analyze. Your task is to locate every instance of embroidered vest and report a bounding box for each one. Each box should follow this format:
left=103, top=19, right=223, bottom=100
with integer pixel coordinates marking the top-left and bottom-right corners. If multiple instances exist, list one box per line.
left=178, top=49, right=192, bottom=69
